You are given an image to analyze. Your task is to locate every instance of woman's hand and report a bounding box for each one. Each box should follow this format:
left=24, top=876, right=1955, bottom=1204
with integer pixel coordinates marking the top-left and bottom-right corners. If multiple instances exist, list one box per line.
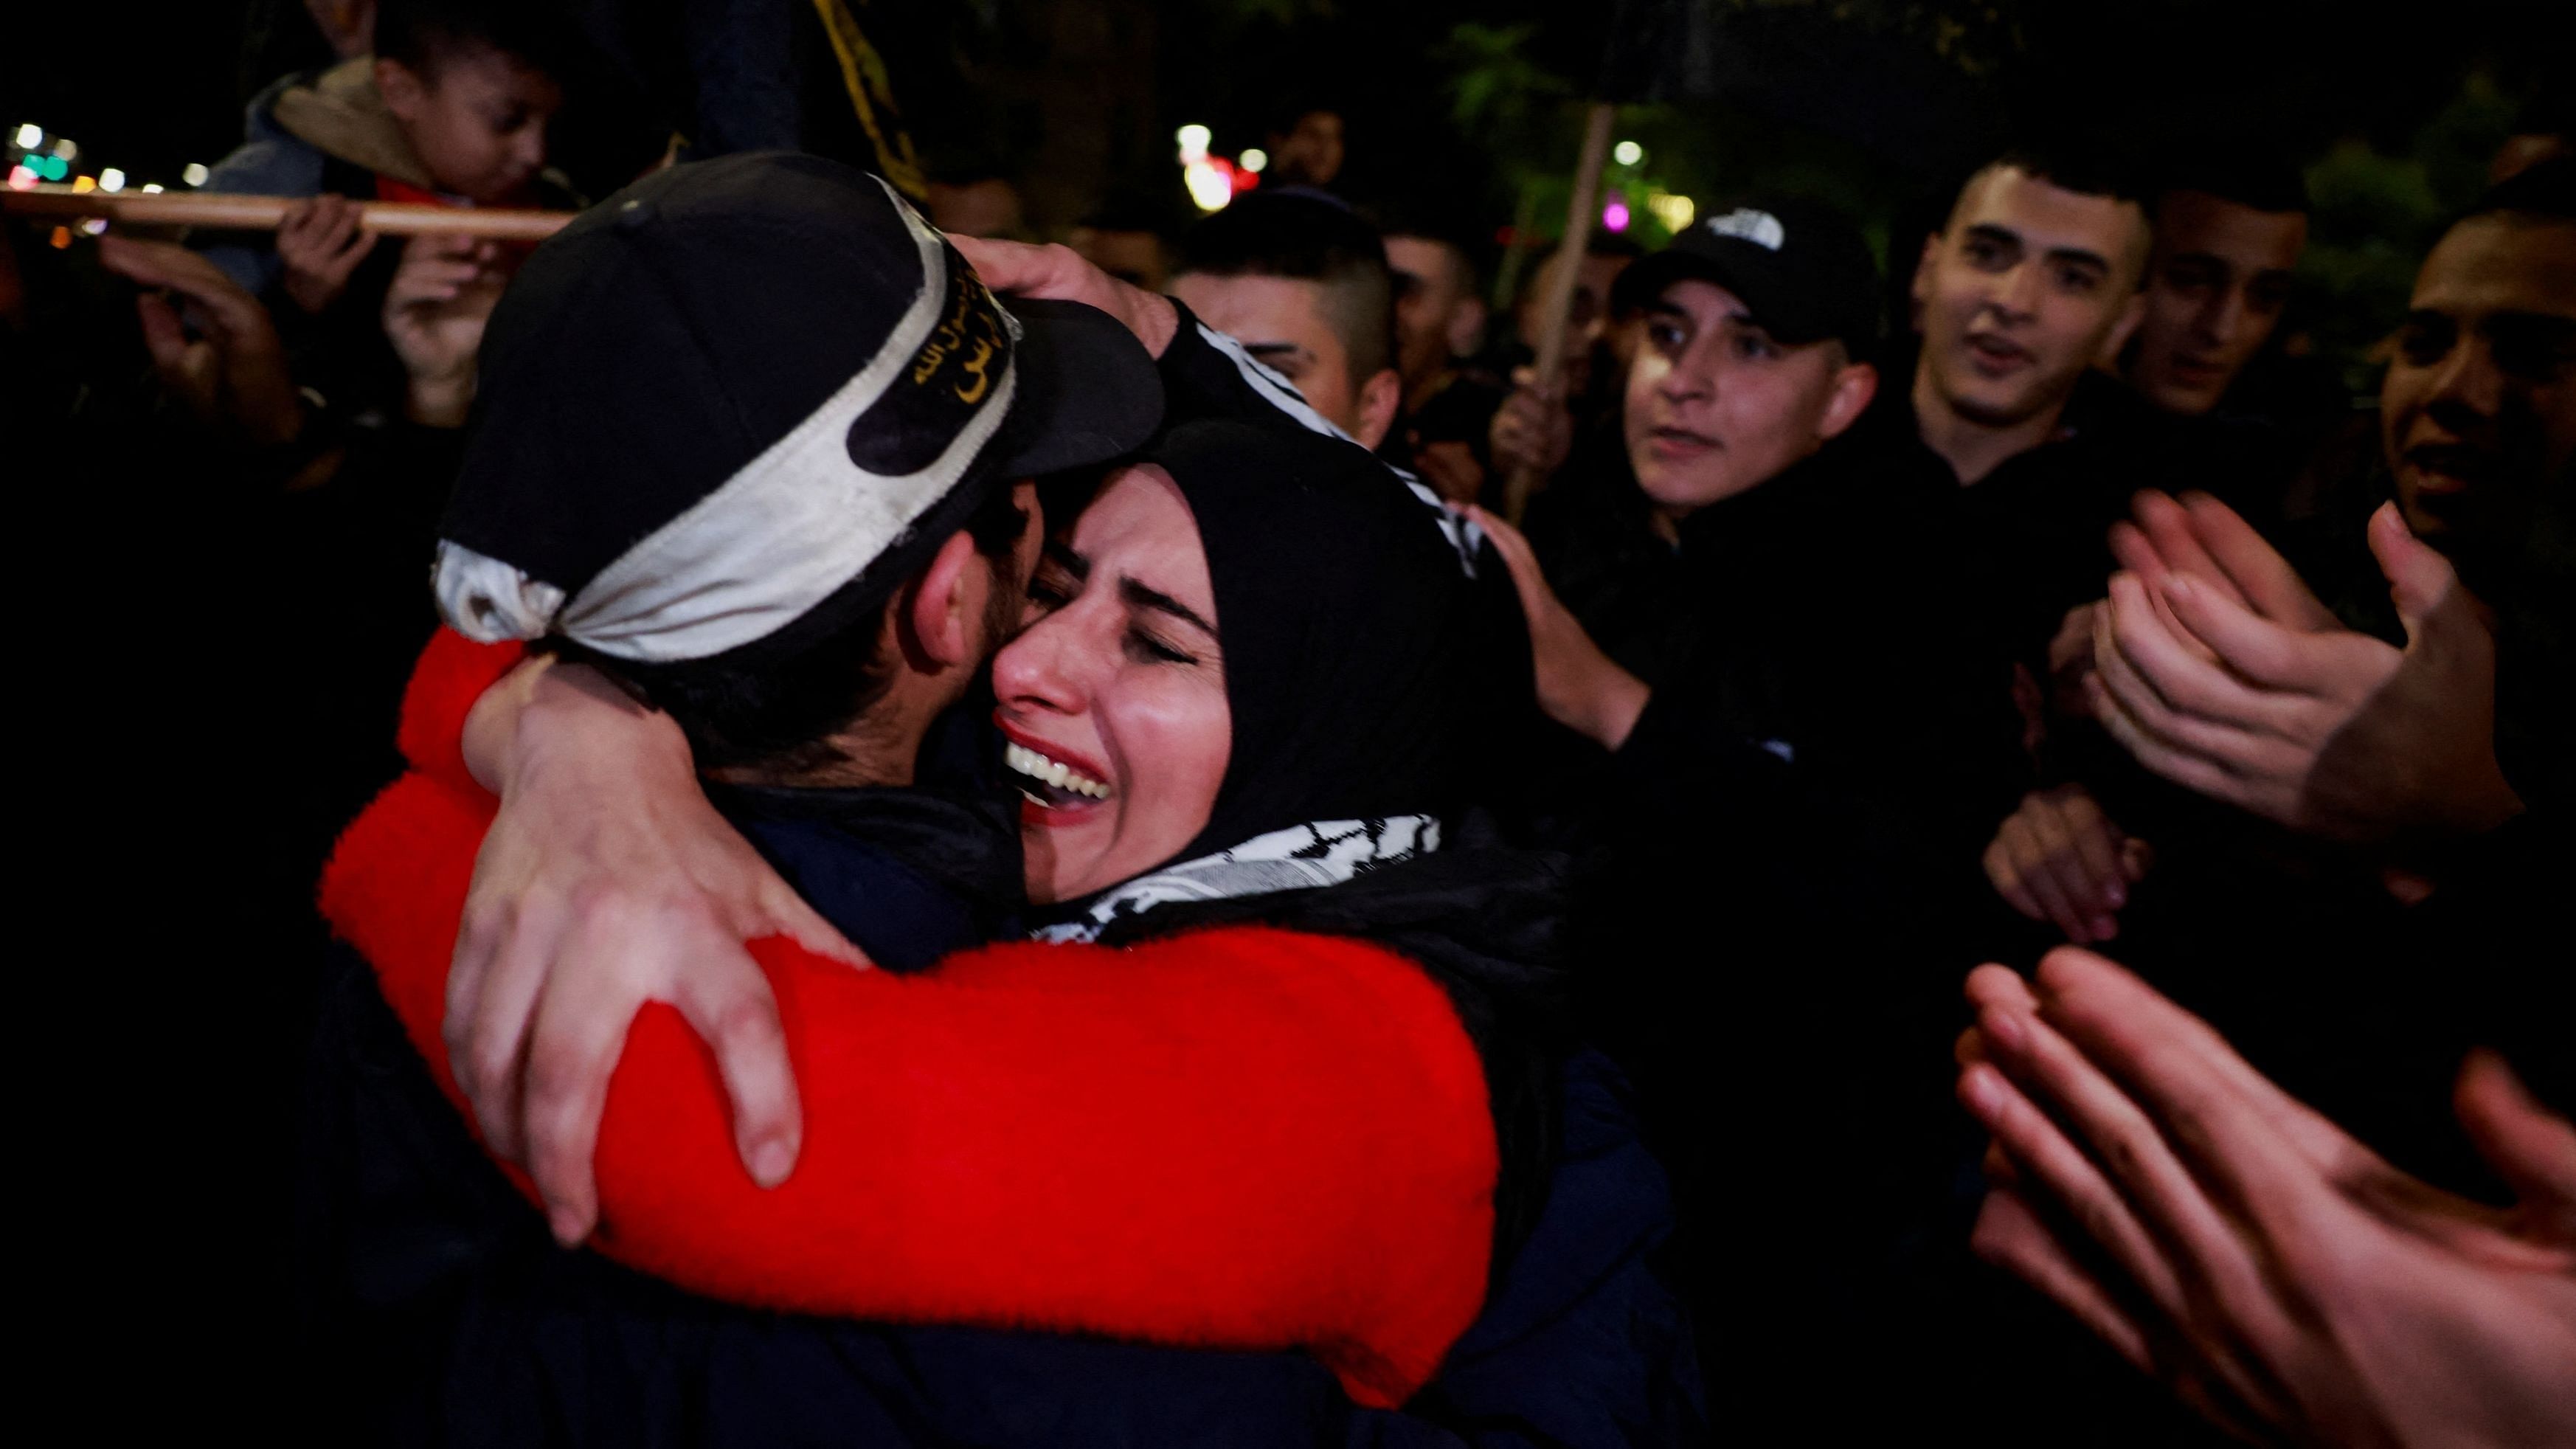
left=446, top=658, right=865, bottom=1245
left=1957, top=950, right=2576, bottom=1448
left=1982, top=784, right=2151, bottom=943
left=1467, top=505, right=1649, bottom=750
left=276, top=193, right=381, bottom=314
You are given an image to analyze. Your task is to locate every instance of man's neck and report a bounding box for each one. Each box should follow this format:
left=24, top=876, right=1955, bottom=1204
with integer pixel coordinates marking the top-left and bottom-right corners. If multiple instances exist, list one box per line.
left=710, top=688, right=939, bottom=792
left=1911, top=363, right=2066, bottom=487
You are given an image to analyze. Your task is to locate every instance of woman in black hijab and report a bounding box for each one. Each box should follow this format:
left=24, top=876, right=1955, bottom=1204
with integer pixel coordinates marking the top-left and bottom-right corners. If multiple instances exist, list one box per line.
left=999, top=418, right=1565, bottom=1251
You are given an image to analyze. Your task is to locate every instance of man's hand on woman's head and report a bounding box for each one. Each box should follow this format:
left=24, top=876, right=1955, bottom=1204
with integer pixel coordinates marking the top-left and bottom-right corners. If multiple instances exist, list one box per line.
left=448, top=657, right=865, bottom=1245
left=96, top=235, right=304, bottom=448
left=1467, top=504, right=1650, bottom=751
left=2090, top=490, right=2521, bottom=843
left=946, top=234, right=1180, bottom=359
left=1956, top=949, right=2576, bottom=1449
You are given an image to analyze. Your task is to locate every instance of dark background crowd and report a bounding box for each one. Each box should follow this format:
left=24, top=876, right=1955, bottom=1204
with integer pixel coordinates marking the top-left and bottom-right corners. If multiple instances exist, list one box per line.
left=5, top=0, right=2572, bottom=1438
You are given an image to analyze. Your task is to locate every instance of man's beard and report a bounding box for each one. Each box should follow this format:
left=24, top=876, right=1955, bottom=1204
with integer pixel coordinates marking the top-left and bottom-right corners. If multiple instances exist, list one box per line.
left=984, top=574, right=1029, bottom=663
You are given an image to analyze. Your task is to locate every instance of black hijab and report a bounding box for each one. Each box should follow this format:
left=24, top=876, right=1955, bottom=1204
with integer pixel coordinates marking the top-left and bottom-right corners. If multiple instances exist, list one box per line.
left=1075, top=418, right=1567, bottom=1267
left=1145, top=418, right=1491, bottom=860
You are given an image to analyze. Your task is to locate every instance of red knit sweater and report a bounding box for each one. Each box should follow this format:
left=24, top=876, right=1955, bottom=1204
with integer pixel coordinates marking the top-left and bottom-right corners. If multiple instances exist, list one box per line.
left=317, top=631, right=1499, bottom=1405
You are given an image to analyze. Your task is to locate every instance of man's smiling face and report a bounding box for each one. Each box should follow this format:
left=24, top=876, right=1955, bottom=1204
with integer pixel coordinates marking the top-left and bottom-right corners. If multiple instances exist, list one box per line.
left=2381, top=212, right=2576, bottom=553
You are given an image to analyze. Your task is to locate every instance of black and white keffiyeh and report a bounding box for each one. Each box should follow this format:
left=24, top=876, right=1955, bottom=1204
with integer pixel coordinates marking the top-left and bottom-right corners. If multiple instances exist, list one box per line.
left=1031, top=815, right=1440, bottom=944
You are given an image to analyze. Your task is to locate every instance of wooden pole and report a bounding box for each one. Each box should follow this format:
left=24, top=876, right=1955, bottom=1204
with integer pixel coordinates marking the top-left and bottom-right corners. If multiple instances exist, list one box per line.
left=1501, top=101, right=1617, bottom=526
left=2, top=184, right=574, bottom=240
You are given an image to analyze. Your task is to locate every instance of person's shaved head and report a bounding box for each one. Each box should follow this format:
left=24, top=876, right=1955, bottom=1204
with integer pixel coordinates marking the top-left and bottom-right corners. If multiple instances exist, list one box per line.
left=1173, top=193, right=1402, bottom=446
left=1177, top=194, right=1393, bottom=377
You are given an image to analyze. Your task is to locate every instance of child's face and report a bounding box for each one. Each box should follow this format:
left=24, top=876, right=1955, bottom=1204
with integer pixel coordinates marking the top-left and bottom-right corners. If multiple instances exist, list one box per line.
left=377, top=48, right=561, bottom=205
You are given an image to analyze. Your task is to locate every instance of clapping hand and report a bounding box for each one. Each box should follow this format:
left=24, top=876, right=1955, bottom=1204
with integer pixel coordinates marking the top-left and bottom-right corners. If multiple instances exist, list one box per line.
left=1958, top=949, right=2576, bottom=1448
left=2088, top=490, right=2521, bottom=843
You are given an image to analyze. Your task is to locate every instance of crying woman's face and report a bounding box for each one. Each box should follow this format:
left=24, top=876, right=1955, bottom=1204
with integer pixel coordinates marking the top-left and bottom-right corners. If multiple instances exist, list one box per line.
left=988, top=465, right=1232, bottom=905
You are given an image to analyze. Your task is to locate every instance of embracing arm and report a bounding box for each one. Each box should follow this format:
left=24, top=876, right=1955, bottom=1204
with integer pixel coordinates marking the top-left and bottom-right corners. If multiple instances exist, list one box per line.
left=320, top=769, right=1498, bottom=1408
left=383, top=630, right=859, bottom=1241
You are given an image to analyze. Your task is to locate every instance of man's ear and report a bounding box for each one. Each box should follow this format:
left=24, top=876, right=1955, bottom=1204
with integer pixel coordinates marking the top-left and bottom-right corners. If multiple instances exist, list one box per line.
left=1443, top=297, right=1488, bottom=359
left=1818, top=360, right=1879, bottom=441
left=2099, top=290, right=2149, bottom=371
left=903, top=529, right=986, bottom=672
left=1354, top=367, right=1403, bottom=451
left=375, top=58, right=428, bottom=123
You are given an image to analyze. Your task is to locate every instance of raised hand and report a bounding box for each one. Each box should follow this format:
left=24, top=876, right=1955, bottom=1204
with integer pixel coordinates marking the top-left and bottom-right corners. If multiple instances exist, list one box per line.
left=446, top=658, right=865, bottom=1245
left=276, top=193, right=381, bottom=315
left=2090, top=498, right=2521, bottom=841
left=1467, top=503, right=1649, bottom=750
left=383, top=232, right=504, bottom=426
left=1487, top=365, right=1574, bottom=483
left=1958, top=948, right=2576, bottom=1449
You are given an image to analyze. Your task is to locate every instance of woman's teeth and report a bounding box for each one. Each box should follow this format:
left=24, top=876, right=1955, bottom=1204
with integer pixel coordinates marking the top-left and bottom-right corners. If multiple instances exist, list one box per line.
left=1005, top=741, right=1110, bottom=800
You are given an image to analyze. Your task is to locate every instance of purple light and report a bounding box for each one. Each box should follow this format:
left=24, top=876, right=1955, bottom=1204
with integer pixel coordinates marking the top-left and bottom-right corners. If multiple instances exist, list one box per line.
left=1602, top=199, right=1631, bottom=232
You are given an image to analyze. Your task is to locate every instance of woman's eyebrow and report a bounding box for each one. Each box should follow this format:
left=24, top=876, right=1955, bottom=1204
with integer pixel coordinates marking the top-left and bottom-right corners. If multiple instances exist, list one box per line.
left=1119, top=576, right=1218, bottom=637
left=1042, top=539, right=1091, bottom=578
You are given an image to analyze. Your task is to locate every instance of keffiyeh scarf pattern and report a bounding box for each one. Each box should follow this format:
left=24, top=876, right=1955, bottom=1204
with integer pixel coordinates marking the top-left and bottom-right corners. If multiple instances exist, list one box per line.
left=1031, top=816, right=1441, bottom=944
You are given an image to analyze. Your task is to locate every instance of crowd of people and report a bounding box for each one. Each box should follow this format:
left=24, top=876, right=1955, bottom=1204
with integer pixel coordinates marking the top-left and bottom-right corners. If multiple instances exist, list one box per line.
left=12, top=0, right=2573, bottom=1442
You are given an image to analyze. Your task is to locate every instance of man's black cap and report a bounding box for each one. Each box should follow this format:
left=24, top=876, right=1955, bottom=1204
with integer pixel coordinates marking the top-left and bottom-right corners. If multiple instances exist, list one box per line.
left=434, top=151, right=1163, bottom=664
left=1610, top=196, right=1880, bottom=353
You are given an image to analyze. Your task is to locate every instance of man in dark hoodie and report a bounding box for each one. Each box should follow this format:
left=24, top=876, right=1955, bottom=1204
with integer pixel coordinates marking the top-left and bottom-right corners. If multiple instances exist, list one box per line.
left=299, top=149, right=1168, bottom=1436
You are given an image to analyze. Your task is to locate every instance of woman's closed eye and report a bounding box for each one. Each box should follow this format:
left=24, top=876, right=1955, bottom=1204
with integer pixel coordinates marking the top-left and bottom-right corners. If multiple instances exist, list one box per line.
left=1126, top=627, right=1198, bottom=665
left=1026, top=554, right=1082, bottom=615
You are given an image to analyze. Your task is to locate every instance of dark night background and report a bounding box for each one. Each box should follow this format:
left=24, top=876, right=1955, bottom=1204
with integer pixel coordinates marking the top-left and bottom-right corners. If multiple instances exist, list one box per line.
left=3, top=0, right=2569, bottom=1431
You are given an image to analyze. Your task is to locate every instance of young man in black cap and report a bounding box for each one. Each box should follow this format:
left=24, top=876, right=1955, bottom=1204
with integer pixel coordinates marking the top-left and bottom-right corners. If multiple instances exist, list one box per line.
left=1471, top=197, right=2026, bottom=1415
left=1478, top=197, right=2015, bottom=826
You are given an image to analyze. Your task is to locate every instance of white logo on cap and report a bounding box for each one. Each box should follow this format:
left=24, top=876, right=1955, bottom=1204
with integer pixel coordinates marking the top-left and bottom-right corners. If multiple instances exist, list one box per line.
left=1705, top=207, right=1786, bottom=251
